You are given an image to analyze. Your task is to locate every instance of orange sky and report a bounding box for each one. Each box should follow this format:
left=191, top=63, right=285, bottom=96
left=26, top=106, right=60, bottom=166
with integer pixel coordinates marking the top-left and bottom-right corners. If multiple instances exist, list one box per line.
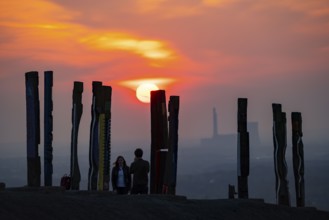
left=0, top=0, right=329, bottom=156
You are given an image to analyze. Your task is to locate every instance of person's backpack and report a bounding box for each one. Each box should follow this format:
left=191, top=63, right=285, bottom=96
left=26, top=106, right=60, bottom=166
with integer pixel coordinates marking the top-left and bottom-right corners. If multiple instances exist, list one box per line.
left=60, top=174, right=71, bottom=190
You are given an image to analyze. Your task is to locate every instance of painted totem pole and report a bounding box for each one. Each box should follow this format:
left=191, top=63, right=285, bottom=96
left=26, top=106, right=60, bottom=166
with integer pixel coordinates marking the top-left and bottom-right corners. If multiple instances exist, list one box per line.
left=291, top=112, right=305, bottom=207
left=237, top=98, right=249, bottom=199
left=88, top=82, right=112, bottom=191
left=150, top=90, right=169, bottom=194
left=70, top=81, right=83, bottom=190
left=272, top=103, right=290, bottom=206
left=97, top=86, right=112, bottom=191
left=44, top=71, right=53, bottom=186
left=25, top=71, right=41, bottom=187
left=163, top=96, right=180, bottom=195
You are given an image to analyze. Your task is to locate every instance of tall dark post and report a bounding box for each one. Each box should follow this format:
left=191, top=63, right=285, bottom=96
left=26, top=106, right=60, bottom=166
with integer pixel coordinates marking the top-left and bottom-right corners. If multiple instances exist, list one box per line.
left=44, top=71, right=53, bottom=186
left=25, top=71, right=41, bottom=187
left=97, top=85, right=112, bottom=191
left=237, top=98, right=249, bottom=198
left=291, top=112, right=305, bottom=207
left=88, top=81, right=102, bottom=190
left=70, top=81, right=83, bottom=190
left=103, top=86, right=112, bottom=191
left=150, top=90, right=169, bottom=194
left=272, top=103, right=290, bottom=206
left=163, top=96, right=179, bottom=195
left=97, top=85, right=106, bottom=191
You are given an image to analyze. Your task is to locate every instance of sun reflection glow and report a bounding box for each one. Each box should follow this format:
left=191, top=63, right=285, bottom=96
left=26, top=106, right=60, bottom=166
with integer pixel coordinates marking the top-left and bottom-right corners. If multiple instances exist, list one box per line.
left=120, top=78, right=176, bottom=91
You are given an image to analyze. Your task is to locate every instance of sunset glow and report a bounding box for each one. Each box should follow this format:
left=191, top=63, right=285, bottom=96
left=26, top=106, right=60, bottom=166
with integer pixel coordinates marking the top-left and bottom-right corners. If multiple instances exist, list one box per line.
left=120, top=78, right=176, bottom=91
left=80, top=35, right=174, bottom=60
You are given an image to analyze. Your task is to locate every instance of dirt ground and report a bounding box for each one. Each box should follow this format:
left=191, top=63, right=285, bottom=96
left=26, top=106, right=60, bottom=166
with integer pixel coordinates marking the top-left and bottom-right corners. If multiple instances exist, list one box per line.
left=1, top=187, right=329, bottom=220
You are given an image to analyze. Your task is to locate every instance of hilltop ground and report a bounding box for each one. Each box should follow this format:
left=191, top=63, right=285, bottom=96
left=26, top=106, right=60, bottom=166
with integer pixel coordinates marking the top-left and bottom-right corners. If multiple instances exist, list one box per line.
left=1, top=187, right=329, bottom=220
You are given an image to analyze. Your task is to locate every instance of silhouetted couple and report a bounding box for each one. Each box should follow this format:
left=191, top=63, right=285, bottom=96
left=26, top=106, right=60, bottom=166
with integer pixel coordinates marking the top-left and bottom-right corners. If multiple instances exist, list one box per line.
left=111, top=148, right=150, bottom=195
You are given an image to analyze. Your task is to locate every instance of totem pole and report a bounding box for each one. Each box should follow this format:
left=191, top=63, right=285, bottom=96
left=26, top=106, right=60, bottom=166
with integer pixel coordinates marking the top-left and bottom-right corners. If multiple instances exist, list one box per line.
left=102, top=86, right=112, bottom=191
left=150, top=90, right=169, bottom=194
left=88, top=81, right=102, bottom=190
left=163, top=96, right=180, bottom=195
left=25, top=71, right=41, bottom=187
left=70, top=81, right=83, bottom=190
left=272, top=103, right=290, bottom=206
left=237, top=98, right=249, bottom=199
left=44, top=71, right=53, bottom=186
left=291, top=112, right=305, bottom=207
left=97, top=85, right=112, bottom=191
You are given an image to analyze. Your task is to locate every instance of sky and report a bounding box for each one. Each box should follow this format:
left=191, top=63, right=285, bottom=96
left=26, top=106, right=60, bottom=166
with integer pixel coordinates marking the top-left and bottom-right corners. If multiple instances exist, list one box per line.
left=0, top=0, right=329, bottom=157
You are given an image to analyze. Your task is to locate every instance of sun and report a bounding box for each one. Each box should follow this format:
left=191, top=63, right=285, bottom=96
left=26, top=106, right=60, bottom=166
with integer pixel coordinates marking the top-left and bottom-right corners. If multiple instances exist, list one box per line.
left=136, top=83, right=159, bottom=103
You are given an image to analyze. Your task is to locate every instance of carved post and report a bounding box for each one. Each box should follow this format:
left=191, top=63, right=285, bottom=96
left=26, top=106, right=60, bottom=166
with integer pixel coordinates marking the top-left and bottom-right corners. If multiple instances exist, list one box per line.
left=150, top=90, right=168, bottom=194
left=88, top=81, right=102, bottom=190
left=163, top=96, right=179, bottom=195
left=25, top=71, right=41, bottom=187
left=272, top=103, right=290, bottom=206
left=97, top=85, right=112, bottom=191
left=103, top=86, right=112, bottom=191
left=44, top=71, right=53, bottom=186
left=237, top=98, right=249, bottom=199
left=97, top=86, right=106, bottom=191
left=291, top=112, right=305, bottom=207
left=70, top=81, right=83, bottom=190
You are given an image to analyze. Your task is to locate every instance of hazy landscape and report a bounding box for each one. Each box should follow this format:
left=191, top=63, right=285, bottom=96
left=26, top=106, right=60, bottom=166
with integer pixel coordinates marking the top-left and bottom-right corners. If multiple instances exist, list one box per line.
left=1, top=139, right=328, bottom=212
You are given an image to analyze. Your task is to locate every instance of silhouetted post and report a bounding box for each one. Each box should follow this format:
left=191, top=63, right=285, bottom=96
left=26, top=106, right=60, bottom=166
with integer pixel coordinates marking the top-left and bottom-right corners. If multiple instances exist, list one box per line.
left=70, top=81, right=83, bottom=190
left=237, top=98, right=249, bottom=199
left=44, top=71, right=53, bottom=186
left=150, top=90, right=169, bottom=194
left=25, top=71, right=41, bottom=187
left=103, top=86, right=112, bottom=191
left=272, top=103, right=290, bottom=206
left=291, top=112, right=305, bottom=207
left=88, top=81, right=102, bottom=190
left=163, top=96, right=180, bottom=195
left=228, top=184, right=236, bottom=199
left=97, top=85, right=112, bottom=191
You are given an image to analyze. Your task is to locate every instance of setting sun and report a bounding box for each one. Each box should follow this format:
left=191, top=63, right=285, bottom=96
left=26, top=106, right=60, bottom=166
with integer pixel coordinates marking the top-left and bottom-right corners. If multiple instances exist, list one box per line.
left=136, top=83, right=159, bottom=103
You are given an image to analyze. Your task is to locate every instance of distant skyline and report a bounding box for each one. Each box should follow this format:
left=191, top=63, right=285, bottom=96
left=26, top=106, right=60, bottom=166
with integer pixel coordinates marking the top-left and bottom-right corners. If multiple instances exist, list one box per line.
left=1, top=0, right=329, bottom=157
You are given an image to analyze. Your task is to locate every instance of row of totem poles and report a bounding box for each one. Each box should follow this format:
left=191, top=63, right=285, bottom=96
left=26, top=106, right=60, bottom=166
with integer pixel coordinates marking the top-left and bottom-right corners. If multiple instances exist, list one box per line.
left=25, top=71, right=179, bottom=194
left=25, top=71, right=304, bottom=206
left=231, top=98, right=305, bottom=207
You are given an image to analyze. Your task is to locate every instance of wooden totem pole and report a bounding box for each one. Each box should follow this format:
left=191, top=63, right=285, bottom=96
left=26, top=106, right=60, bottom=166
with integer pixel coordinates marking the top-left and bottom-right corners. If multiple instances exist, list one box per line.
left=237, top=98, right=249, bottom=199
left=163, top=96, right=180, bottom=195
left=150, top=90, right=169, bottom=194
left=88, top=81, right=102, bottom=190
left=25, top=71, right=41, bottom=187
left=272, top=103, right=290, bottom=206
left=291, top=112, right=305, bottom=207
left=70, top=81, right=83, bottom=190
left=97, top=86, right=112, bottom=191
left=44, top=71, right=53, bottom=186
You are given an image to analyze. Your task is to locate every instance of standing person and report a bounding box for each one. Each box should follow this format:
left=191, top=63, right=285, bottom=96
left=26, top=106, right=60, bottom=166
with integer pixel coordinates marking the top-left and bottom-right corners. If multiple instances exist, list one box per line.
left=111, top=156, right=131, bottom=195
left=130, top=148, right=150, bottom=194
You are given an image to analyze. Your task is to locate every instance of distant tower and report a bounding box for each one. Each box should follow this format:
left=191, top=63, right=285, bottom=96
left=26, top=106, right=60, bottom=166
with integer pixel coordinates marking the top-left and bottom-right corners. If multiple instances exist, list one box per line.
left=213, top=108, right=218, bottom=138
